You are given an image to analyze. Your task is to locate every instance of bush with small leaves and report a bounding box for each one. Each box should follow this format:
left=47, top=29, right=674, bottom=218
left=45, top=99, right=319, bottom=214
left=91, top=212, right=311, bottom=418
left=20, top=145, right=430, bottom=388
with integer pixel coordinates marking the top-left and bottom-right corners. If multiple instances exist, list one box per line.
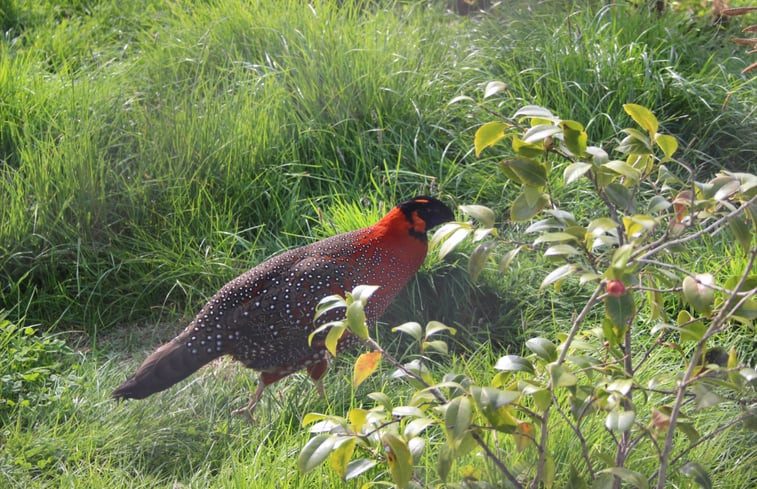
left=299, top=96, right=756, bottom=488
left=0, top=311, right=78, bottom=424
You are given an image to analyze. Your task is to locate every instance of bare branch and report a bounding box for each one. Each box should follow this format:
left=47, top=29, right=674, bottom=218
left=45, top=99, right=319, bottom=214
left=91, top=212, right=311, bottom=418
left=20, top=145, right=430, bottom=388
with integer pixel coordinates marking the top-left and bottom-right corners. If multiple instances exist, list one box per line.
left=654, top=247, right=757, bottom=488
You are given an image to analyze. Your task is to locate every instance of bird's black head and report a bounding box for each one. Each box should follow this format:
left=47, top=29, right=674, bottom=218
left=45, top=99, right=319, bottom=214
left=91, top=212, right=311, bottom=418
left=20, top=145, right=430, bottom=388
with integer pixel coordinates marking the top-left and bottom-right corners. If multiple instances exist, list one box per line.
left=397, top=196, right=454, bottom=240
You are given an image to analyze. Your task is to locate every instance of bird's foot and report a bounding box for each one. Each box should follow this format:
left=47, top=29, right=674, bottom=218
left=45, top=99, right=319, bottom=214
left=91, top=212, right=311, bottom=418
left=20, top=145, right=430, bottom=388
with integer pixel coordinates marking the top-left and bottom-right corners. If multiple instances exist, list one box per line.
left=232, top=383, right=265, bottom=423
left=315, top=378, right=326, bottom=399
left=231, top=395, right=258, bottom=423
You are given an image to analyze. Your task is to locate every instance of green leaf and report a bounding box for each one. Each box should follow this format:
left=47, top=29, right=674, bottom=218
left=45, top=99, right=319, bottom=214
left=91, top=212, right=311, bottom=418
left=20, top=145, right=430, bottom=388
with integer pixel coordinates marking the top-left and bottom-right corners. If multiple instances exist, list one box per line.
left=445, top=396, right=473, bottom=441
left=513, top=105, right=557, bottom=121
left=607, top=378, right=633, bottom=395
left=330, top=437, right=357, bottom=480
left=348, top=408, right=368, bottom=432
left=617, top=130, right=653, bottom=155
left=494, top=355, right=535, bottom=374
left=676, top=310, right=705, bottom=343
left=597, top=467, right=649, bottom=489
left=523, top=124, right=562, bottom=144
left=610, top=244, right=634, bottom=272
left=531, top=388, right=552, bottom=411
left=346, top=301, right=369, bottom=339
left=437, top=444, right=453, bottom=481
left=368, top=392, right=393, bottom=411
left=533, top=231, right=579, bottom=244
left=728, top=214, right=753, bottom=254
left=404, top=417, right=435, bottom=437
left=392, top=322, right=423, bottom=341
left=564, top=162, right=592, bottom=184
left=561, top=119, right=588, bottom=156
left=425, top=320, right=457, bottom=337
left=431, top=221, right=464, bottom=246
left=299, top=434, right=337, bottom=474
left=649, top=195, right=672, bottom=213
left=655, top=133, right=678, bottom=158
left=499, top=246, right=523, bottom=272
left=616, top=136, right=650, bottom=156
left=540, top=263, right=578, bottom=289
left=678, top=422, right=701, bottom=444
left=511, top=188, right=549, bottom=221
left=308, top=320, right=342, bottom=347
left=568, top=465, right=589, bottom=489
left=484, top=81, right=507, bottom=99
left=604, top=292, right=635, bottom=330
left=448, top=95, right=475, bottom=105
left=622, top=214, right=657, bottom=239
left=549, top=363, right=577, bottom=387
left=691, top=382, right=725, bottom=410
left=474, top=121, right=508, bottom=157
left=302, top=412, right=331, bottom=426
left=543, top=453, right=556, bottom=489
left=679, top=462, right=712, bottom=489
left=592, top=473, right=615, bottom=489
left=624, top=103, right=659, bottom=135
left=325, top=324, right=347, bottom=356
left=471, top=386, right=520, bottom=411
left=352, top=284, right=380, bottom=303
left=459, top=204, right=496, bottom=228
left=392, top=406, right=424, bottom=418
left=345, top=458, right=377, bottom=481
left=526, top=337, right=558, bottom=362
left=587, top=145, right=610, bottom=164
left=604, top=182, right=635, bottom=210
left=471, top=387, right=520, bottom=430
left=604, top=160, right=641, bottom=183
left=314, top=295, right=348, bottom=321
left=587, top=217, right=619, bottom=236
left=502, top=158, right=548, bottom=187
left=512, top=136, right=546, bottom=158
left=605, top=410, right=636, bottom=432
left=544, top=244, right=581, bottom=257
left=682, top=274, right=715, bottom=316
left=438, top=226, right=471, bottom=259
left=382, top=433, right=413, bottom=489
left=422, top=340, right=448, bottom=354
left=711, top=176, right=740, bottom=201
left=408, top=437, right=425, bottom=463
left=468, top=241, right=496, bottom=282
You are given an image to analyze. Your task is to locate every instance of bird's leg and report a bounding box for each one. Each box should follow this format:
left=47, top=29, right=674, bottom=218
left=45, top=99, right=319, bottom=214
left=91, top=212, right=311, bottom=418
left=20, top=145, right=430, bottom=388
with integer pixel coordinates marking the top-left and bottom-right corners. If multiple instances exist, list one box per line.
left=232, top=371, right=287, bottom=422
left=307, top=359, right=329, bottom=399
left=231, top=381, right=265, bottom=423
left=315, top=377, right=326, bottom=398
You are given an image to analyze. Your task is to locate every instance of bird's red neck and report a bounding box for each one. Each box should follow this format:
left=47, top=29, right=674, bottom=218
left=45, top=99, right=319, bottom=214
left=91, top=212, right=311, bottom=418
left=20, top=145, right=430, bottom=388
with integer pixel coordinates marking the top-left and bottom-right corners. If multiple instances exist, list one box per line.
left=371, top=206, right=430, bottom=244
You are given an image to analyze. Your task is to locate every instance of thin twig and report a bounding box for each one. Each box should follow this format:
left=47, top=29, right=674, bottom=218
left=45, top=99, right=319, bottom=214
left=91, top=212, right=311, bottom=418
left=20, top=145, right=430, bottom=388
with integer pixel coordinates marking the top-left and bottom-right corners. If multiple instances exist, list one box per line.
left=636, top=194, right=757, bottom=262
left=558, top=283, right=605, bottom=364
left=654, top=247, right=757, bottom=488
left=360, top=337, right=525, bottom=489
left=552, top=401, right=596, bottom=478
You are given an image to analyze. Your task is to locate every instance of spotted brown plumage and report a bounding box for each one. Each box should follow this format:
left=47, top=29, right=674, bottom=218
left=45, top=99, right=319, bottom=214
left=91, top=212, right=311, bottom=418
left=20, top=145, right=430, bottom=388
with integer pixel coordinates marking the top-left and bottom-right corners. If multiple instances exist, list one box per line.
left=112, top=196, right=454, bottom=417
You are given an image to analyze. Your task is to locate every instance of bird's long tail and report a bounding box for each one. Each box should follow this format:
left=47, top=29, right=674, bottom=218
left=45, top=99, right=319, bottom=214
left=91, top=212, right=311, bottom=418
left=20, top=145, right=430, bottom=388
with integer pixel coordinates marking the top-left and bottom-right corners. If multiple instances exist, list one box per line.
left=112, top=328, right=221, bottom=400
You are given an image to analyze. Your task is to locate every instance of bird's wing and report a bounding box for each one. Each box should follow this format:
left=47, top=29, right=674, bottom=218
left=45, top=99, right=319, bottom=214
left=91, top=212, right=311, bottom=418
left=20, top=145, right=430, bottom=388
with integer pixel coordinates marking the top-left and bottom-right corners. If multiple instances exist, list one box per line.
left=225, top=252, right=362, bottom=369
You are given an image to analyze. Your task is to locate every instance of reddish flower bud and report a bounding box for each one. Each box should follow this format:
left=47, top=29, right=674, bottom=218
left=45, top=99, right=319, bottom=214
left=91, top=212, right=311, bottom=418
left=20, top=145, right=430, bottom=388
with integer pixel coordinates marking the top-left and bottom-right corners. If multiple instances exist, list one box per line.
left=606, top=280, right=626, bottom=297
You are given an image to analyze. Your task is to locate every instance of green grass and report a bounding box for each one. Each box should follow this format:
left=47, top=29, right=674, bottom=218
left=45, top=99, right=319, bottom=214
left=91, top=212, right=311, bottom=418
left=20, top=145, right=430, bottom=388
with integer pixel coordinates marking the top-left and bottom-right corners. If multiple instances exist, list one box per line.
left=1, top=0, right=755, bottom=487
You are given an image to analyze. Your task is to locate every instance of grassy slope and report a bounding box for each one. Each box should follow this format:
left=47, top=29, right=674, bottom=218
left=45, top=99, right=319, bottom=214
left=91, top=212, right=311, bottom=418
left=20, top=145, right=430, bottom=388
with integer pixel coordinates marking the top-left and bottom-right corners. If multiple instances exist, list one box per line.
left=1, top=0, right=755, bottom=487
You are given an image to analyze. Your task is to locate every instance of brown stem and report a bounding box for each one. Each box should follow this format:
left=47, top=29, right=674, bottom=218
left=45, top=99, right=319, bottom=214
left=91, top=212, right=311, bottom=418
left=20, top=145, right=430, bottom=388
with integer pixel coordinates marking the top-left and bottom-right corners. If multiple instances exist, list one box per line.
left=360, top=337, right=525, bottom=489
left=654, top=247, right=757, bottom=488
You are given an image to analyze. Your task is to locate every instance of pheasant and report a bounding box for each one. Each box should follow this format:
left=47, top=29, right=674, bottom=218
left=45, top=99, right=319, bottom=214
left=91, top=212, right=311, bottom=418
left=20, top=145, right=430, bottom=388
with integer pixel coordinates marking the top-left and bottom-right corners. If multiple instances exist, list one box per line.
left=112, top=196, right=454, bottom=418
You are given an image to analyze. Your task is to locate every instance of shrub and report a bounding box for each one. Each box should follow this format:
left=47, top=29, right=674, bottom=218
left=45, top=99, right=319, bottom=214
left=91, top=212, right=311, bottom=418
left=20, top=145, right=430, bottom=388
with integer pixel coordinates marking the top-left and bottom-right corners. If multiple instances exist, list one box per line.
left=297, top=98, right=756, bottom=488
